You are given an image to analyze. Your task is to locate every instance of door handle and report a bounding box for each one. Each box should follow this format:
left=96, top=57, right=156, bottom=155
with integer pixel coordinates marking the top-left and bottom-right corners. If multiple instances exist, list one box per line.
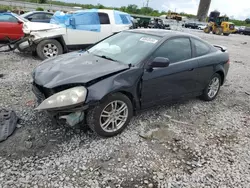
left=91, top=29, right=98, bottom=31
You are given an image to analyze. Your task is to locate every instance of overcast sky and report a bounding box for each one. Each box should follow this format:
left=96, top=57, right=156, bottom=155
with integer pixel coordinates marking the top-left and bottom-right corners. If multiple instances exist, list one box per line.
left=70, top=0, right=250, bottom=20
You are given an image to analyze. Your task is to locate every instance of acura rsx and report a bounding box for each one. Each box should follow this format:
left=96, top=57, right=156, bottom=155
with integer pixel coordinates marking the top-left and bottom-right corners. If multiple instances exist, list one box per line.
left=32, top=29, right=230, bottom=137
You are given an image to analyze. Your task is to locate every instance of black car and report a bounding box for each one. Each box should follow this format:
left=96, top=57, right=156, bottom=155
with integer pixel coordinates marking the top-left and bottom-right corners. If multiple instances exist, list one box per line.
left=243, top=27, right=250, bottom=35
left=184, top=22, right=199, bottom=29
left=32, top=29, right=230, bottom=137
left=20, top=11, right=53, bottom=23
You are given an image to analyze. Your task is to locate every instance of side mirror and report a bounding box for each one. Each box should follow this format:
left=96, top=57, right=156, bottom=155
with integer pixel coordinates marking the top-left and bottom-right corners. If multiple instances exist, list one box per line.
left=17, top=20, right=23, bottom=24
left=27, top=17, right=32, bottom=21
left=148, top=57, right=170, bottom=68
left=69, top=18, right=76, bottom=29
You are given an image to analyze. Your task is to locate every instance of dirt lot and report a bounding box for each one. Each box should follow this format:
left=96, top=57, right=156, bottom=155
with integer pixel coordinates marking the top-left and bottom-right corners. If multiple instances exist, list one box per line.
left=0, top=30, right=250, bottom=188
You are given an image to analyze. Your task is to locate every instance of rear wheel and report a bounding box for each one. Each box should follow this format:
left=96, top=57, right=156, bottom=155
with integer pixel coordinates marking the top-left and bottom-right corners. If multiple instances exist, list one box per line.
left=200, top=73, right=221, bottom=101
left=36, top=39, right=63, bottom=60
left=86, top=93, right=133, bottom=137
left=223, top=33, right=230, bottom=36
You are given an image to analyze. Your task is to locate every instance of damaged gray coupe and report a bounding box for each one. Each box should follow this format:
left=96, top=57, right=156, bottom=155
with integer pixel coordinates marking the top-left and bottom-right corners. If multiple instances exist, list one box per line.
left=32, top=29, right=230, bottom=137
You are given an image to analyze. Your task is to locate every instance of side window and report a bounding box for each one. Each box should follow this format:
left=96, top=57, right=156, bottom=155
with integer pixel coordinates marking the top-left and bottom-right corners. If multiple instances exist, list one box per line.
left=98, top=13, right=110, bottom=24
left=28, top=13, right=45, bottom=20
left=120, top=14, right=130, bottom=24
left=153, top=38, right=192, bottom=63
left=44, top=14, right=53, bottom=19
left=0, top=14, right=18, bottom=23
left=74, top=12, right=100, bottom=25
left=193, top=38, right=210, bottom=57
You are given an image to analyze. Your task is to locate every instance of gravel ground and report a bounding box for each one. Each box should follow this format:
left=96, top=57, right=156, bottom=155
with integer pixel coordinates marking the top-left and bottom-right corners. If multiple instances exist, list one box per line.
left=0, top=30, right=250, bottom=188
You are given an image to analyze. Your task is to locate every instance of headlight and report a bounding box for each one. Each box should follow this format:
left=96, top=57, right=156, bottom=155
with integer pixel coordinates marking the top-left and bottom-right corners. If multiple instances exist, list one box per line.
left=36, top=86, right=87, bottom=110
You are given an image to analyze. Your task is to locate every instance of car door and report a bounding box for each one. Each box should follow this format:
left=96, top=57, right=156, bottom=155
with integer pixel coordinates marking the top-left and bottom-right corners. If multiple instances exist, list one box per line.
left=66, top=12, right=100, bottom=47
left=191, top=37, right=217, bottom=91
left=0, top=14, right=23, bottom=40
left=98, top=12, right=112, bottom=41
left=141, top=37, right=199, bottom=109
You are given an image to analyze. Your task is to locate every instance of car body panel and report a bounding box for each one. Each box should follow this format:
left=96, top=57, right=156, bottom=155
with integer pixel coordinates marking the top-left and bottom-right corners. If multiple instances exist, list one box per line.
left=20, top=9, right=132, bottom=52
left=141, top=58, right=199, bottom=108
left=0, top=13, right=24, bottom=40
left=33, top=51, right=130, bottom=88
left=32, top=29, right=230, bottom=115
left=85, top=68, right=143, bottom=110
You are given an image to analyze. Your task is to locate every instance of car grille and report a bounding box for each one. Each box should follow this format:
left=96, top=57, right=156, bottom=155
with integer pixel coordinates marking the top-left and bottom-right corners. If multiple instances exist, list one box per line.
left=32, top=84, right=45, bottom=105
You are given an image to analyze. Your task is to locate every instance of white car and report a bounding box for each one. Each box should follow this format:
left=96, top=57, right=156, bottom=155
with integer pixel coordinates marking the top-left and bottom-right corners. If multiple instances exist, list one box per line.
left=197, top=24, right=207, bottom=30
left=18, top=9, right=132, bottom=60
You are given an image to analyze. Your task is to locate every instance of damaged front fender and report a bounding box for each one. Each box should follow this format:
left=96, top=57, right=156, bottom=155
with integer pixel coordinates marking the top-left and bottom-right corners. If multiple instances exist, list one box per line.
left=85, top=67, right=144, bottom=110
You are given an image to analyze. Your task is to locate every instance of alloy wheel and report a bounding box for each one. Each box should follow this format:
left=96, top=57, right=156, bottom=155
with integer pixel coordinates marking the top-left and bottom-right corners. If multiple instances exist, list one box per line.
left=208, top=77, right=220, bottom=98
left=99, top=100, right=128, bottom=133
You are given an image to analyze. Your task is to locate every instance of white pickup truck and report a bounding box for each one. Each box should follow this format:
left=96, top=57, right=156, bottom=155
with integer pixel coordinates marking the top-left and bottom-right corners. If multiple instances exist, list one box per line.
left=18, top=9, right=133, bottom=60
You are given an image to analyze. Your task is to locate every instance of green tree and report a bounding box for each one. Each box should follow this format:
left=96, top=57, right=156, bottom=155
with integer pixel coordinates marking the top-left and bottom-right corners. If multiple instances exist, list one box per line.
left=126, top=4, right=139, bottom=14
left=140, top=7, right=154, bottom=15
left=38, top=0, right=46, bottom=4
left=120, top=6, right=127, bottom=12
left=36, top=7, right=44, bottom=11
left=97, top=3, right=105, bottom=9
left=245, top=18, right=250, bottom=24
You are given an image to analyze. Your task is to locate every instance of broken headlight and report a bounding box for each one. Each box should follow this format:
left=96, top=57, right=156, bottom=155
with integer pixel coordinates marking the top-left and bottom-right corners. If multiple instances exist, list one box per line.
left=35, top=86, right=87, bottom=110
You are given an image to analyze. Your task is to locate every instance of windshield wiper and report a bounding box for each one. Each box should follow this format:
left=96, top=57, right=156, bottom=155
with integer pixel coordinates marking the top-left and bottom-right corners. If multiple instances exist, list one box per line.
left=96, top=55, right=119, bottom=62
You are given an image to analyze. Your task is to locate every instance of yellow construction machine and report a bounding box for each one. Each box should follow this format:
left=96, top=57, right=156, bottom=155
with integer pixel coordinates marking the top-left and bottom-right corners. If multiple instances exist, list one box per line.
left=166, top=12, right=182, bottom=21
left=204, top=11, right=236, bottom=36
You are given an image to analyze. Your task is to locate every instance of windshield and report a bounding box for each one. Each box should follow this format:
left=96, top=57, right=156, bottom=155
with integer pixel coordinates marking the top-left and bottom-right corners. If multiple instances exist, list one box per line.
left=88, top=32, right=161, bottom=65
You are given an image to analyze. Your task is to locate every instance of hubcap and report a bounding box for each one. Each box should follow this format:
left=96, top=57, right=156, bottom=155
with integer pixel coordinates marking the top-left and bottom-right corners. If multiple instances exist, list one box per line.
left=43, top=43, right=58, bottom=58
left=208, top=77, right=220, bottom=98
left=99, top=100, right=128, bottom=133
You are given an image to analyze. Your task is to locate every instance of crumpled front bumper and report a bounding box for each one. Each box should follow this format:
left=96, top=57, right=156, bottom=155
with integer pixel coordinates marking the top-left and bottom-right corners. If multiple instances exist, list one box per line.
left=17, top=34, right=44, bottom=52
left=32, top=83, right=90, bottom=127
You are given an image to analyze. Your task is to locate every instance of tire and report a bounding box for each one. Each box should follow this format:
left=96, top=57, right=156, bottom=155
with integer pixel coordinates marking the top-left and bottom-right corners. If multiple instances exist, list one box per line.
left=204, top=27, right=210, bottom=33
left=215, top=28, right=223, bottom=35
left=86, top=93, right=133, bottom=137
left=36, top=39, right=63, bottom=60
left=200, top=73, right=222, bottom=101
left=223, top=33, right=230, bottom=36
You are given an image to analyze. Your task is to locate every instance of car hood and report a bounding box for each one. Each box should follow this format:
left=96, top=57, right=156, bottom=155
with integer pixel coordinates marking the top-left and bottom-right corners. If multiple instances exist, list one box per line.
left=23, top=22, right=62, bottom=33
left=33, top=51, right=130, bottom=88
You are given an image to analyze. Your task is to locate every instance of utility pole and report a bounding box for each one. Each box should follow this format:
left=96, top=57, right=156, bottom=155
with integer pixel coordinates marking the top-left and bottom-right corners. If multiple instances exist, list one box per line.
left=146, top=0, right=149, bottom=7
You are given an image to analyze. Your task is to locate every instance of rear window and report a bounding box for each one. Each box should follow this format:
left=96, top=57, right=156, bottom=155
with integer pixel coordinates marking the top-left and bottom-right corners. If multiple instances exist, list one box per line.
left=0, top=14, right=17, bottom=22
left=192, top=38, right=211, bottom=57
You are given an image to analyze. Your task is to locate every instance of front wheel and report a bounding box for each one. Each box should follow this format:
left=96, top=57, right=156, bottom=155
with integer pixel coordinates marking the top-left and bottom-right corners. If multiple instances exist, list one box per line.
left=86, top=93, right=133, bottom=137
left=36, top=39, right=63, bottom=60
left=215, top=28, right=223, bottom=35
left=204, top=27, right=210, bottom=33
left=200, top=73, right=221, bottom=101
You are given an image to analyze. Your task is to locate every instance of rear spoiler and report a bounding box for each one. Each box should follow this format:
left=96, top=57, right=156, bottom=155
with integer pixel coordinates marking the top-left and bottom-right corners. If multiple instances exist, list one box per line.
left=213, top=44, right=227, bottom=52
